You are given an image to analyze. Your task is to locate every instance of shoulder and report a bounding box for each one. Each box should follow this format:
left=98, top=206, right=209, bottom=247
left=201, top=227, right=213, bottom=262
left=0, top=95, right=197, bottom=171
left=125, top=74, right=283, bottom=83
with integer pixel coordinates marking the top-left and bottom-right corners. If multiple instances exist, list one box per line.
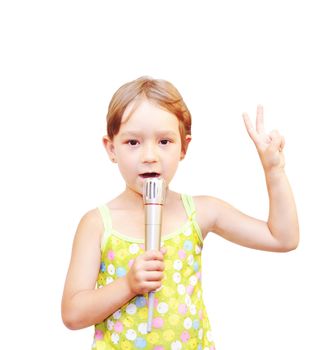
left=192, top=195, right=224, bottom=207
left=74, top=207, right=104, bottom=246
left=79, top=207, right=104, bottom=230
left=192, top=195, right=226, bottom=238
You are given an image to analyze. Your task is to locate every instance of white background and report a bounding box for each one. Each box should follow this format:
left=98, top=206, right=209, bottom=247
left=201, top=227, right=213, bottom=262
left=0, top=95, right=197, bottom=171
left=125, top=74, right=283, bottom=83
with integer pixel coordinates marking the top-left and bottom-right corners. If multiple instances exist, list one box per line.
left=1, top=1, right=325, bottom=349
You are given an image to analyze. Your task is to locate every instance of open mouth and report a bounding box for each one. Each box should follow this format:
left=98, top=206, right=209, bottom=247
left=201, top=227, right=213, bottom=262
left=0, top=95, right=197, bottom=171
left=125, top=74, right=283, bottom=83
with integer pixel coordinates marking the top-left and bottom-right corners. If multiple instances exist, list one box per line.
left=139, top=172, right=161, bottom=178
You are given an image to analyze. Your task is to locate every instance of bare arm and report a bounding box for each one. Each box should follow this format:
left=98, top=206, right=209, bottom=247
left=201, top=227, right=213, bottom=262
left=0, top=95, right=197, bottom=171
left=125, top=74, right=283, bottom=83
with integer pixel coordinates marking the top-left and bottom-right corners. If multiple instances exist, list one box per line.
left=61, top=210, right=134, bottom=330
left=264, top=168, right=299, bottom=250
left=61, top=210, right=165, bottom=330
left=197, top=105, right=299, bottom=252
left=243, top=105, right=299, bottom=250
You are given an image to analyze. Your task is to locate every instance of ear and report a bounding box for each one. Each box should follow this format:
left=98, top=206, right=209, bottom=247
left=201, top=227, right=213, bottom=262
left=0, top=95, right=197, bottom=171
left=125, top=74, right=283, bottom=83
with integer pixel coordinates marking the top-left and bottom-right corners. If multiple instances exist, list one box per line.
left=180, top=135, right=192, bottom=160
left=102, top=135, right=117, bottom=163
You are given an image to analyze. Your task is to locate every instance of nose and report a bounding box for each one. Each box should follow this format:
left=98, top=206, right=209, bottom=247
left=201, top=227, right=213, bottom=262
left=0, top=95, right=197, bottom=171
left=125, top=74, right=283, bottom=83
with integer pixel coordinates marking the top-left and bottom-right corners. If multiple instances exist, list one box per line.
left=142, top=142, right=158, bottom=163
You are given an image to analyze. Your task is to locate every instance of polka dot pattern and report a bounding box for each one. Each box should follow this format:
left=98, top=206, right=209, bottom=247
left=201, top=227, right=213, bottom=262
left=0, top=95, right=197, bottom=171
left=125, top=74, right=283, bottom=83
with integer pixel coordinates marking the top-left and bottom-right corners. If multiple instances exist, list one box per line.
left=93, top=195, right=215, bottom=349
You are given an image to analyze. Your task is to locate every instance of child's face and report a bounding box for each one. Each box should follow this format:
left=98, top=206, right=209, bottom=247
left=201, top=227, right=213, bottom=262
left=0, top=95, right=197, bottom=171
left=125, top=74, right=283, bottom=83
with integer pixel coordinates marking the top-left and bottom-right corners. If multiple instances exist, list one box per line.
left=104, top=98, right=187, bottom=195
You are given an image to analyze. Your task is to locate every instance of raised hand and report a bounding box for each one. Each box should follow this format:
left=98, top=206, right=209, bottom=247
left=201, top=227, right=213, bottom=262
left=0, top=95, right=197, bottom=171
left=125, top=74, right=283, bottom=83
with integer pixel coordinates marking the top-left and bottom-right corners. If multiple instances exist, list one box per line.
left=242, top=105, right=285, bottom=173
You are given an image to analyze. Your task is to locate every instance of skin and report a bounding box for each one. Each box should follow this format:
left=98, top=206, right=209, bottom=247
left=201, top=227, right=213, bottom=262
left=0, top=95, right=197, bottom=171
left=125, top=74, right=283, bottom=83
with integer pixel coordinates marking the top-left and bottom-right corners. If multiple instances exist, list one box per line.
left=61, top=100, right=299, bottom=330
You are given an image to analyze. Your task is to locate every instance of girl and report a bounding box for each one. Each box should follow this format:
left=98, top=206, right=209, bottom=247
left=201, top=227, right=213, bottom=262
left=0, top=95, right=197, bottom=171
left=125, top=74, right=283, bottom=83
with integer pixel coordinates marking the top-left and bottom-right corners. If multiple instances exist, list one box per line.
left=61, top=76, right=299, bottom=350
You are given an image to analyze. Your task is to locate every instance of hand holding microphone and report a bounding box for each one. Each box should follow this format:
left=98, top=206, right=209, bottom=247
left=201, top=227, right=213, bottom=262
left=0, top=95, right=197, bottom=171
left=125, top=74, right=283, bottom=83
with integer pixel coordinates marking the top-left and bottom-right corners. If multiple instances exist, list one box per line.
left=125, top=249, right=165, bottom=296
left=143, top=177, right=166, bottom=333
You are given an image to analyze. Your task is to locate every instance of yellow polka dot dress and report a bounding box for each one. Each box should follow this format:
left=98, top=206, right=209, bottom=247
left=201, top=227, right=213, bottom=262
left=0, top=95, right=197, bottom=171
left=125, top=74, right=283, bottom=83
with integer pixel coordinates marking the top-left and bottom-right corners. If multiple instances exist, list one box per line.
left=93, top=195, right=215, bottom=350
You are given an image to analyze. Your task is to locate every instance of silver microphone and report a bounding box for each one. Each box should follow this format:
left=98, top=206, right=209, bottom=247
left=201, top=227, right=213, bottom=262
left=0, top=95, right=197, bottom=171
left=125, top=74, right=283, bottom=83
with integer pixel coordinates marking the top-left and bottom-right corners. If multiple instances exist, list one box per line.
left=143, top=177, right=166, bottom=333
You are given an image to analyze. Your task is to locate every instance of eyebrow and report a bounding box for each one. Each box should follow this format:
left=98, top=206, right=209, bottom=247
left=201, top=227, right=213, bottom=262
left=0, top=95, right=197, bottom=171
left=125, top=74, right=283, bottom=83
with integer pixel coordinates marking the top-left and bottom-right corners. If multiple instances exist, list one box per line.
left=120, top=130, right=179, bottom=138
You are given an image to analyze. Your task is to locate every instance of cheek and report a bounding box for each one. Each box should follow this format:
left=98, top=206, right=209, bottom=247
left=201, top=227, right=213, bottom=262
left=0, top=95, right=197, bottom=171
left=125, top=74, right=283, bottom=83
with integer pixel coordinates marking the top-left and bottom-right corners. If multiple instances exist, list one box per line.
left=116, top=149, right=136, bottom=163
left=164, top=154, right=181, bottom=176
left=116, top=154, right=130, bottom=169
left=119, top=158, right=135, bottom=171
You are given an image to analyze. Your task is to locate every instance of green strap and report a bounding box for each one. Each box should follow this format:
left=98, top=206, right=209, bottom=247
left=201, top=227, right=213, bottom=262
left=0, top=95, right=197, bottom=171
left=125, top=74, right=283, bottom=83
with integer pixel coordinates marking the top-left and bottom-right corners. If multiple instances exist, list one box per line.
left=181, top=194, right=196, bottom=218
left=98, top=205, right=112, bottom=251
left=98, top=205, right=112, bottom=232
left=181, top=194, right=204, bottom=243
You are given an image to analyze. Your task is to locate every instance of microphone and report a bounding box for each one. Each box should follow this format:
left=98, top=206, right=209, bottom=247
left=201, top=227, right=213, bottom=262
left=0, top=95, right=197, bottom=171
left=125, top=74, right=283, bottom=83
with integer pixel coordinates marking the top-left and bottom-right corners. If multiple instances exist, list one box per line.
left=143, top=177, right=166, bottom=333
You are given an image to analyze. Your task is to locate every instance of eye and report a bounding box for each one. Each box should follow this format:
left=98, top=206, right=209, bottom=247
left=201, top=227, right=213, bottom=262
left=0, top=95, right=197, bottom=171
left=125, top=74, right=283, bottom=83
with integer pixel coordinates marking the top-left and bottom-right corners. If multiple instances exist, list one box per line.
left=159, top=139, right=171, bottom=145
left=127, top=139, right=139, bottom=146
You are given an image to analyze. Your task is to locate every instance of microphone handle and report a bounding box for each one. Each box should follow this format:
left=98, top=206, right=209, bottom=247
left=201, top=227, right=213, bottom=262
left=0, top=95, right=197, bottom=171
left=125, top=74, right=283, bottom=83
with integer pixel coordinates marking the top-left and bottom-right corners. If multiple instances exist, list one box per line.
left=145, top=204, right=162, bottom=333
left=145, top=205, right=162, bottom=250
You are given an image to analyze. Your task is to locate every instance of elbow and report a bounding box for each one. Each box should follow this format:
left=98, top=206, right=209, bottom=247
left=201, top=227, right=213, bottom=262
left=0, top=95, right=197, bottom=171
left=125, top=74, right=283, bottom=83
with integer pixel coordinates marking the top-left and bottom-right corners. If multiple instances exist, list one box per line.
left=61, top=304, right=86, bottom=330
left=62, top=320, right=79, bottom=331
left=279, top=234, right=300, bottom=252
left=270, top=224, right=300, bottom=252
left=280, top=241, right=299, bottom=252
left=62, top=311, right=81, bottom=330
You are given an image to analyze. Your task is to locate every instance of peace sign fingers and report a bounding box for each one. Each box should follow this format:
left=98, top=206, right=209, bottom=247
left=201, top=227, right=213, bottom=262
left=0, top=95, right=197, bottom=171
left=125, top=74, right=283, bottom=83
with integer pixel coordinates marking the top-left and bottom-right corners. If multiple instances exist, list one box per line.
left=242, top=105, right=285, bottom=172
left=242, top=105, right=271, bottom=150
left=256, top=104, right=265, bottom=134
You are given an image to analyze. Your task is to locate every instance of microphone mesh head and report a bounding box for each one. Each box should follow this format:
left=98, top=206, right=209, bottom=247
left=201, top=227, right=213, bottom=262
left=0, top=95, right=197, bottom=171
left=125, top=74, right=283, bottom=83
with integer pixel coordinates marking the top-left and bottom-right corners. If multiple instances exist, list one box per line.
left=143, top=177, right=166, bottom=205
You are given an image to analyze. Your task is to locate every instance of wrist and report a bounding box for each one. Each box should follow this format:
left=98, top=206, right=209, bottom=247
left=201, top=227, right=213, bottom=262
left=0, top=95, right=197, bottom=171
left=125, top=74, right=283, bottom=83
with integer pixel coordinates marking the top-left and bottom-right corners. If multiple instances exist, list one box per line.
left=123, top=275, right=137, bottom=299
left=263, top=164, right=285, bottom=176
left=264, top=167, right=287, bottom=184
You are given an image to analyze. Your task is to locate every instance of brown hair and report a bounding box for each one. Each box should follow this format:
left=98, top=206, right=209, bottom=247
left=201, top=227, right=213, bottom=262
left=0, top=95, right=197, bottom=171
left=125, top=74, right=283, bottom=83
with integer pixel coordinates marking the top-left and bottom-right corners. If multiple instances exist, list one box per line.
left=106, top=76, right=192, bottom=153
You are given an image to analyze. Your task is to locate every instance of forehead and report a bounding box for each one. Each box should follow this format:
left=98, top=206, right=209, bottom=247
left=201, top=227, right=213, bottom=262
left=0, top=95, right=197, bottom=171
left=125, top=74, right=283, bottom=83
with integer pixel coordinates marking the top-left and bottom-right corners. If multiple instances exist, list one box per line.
left=121, top=98, right=179, bottom=130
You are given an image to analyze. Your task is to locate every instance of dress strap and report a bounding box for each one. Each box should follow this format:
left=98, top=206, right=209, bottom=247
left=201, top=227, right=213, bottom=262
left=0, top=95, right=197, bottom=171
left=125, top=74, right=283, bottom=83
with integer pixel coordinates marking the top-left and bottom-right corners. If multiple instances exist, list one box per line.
left=181, top=194, right=204, bottom=243
left=97, top=205, right=112, bottom=251
left=181, top=194, right=196, bottom=218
